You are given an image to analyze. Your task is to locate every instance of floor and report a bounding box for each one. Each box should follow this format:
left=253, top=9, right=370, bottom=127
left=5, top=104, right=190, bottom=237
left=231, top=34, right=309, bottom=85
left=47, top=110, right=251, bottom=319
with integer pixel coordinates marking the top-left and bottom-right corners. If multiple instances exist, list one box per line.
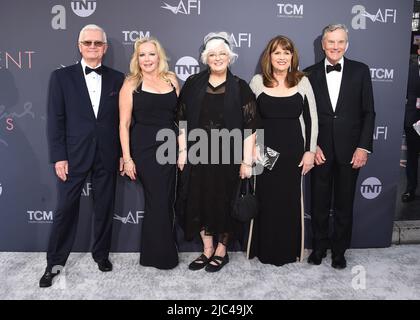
left=1, top=246, right=419, bottom=300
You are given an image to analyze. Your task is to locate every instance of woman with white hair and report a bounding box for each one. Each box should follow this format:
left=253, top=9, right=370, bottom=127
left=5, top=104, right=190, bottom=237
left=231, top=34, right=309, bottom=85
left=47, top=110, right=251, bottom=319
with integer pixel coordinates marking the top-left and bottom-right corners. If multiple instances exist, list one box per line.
left=176, top=32, right=259, bottom=272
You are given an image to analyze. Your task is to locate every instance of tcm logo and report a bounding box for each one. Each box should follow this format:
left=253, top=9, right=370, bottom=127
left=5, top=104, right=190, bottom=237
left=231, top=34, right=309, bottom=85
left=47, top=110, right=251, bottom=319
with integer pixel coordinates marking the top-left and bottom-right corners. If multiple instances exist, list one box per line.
left=27, top=211, right=53, bottom=224
left=352, top=5, right=397, bottom=30
left=175, top=56, right=200, bottom=82
left=71, top=0, right=97, bottom=17
left=277, top=3, right=303, bottom=18
left=230, top=33, right=252, bottom=48
left=373, top=126, right=388, bottom=141
left=0, top=51, right=36, bottom=70
left=370, top=68, right=394, bottom=82
left=122, top=30, right=151, bottom=45
left=113, top=211, right=144, bottom=225
left=360, top=177, right=382, bottom=200
left=161, top=0, right=201, bottom=15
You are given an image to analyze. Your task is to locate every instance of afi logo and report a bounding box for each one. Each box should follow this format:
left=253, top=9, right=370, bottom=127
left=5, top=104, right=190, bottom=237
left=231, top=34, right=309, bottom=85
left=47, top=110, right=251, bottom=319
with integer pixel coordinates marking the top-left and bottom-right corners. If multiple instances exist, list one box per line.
left=277, top=3, right=304, bottom=18
left=161, top=0, right=201, bottom=15
left=230, top=33, right=252, bottom=48
left=27, top=211, right=53, bottom=223
left=175, top=56, right=200, bottom=81
left=352, top=5, right=397, bottom=30
left=113, top=211, right=144, bottom=224
left=71, top=0, right=97, bottom=17
left=373, top=126, right=388, bottom=141
left=81, top=183, right=92, bottom=197
left=360, top=177, right=382, bottom=200
left=122, top=31, right=151, bottom=45
left=370, top=68, right=394, bottom=82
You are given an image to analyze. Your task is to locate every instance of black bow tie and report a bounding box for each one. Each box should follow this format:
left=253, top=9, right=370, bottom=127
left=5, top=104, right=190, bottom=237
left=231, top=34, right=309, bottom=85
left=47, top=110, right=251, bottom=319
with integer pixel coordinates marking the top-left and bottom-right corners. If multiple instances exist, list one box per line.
left=326, top=63, right=341, bottom=73
left=85, top=65, right=103, bottom=75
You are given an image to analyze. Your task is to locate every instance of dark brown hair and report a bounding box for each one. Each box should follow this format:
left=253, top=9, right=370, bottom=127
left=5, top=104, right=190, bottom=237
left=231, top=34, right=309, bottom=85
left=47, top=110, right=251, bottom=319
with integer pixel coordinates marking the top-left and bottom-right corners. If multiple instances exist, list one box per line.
left=261, top=35, right=304, bottom=88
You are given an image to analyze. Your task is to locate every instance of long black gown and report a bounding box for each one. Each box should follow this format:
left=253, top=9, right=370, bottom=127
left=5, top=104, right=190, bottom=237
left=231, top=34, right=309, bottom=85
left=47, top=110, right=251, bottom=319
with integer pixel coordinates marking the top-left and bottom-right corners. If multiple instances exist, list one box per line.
left=131, top=82, right=178, bottom=269
left=249, top=92, right=311, bottom=266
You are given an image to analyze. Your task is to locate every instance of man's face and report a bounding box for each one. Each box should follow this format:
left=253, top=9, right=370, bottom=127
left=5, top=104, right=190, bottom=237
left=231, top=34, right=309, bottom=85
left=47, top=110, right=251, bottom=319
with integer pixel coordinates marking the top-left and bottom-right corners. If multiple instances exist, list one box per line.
left=322, top=29, right=348, bottom=65
left=78, top=29, right=107, bottom=63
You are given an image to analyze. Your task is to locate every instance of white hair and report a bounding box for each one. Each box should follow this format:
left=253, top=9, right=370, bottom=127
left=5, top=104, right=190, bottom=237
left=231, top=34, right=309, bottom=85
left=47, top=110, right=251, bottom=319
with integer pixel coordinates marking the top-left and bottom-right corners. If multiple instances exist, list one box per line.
left=78, top=24, right=107, bottom=43
left=200, top=31, right=238, bottom=65
left=322, top=24, right=349, bottom=41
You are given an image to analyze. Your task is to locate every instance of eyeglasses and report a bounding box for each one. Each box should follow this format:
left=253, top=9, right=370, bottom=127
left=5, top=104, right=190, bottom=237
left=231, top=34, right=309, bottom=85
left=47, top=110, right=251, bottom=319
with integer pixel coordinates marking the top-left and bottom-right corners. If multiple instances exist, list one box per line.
left=207, top=51, right=228, bottom=59
left=80, top=41, right=106, bottom=47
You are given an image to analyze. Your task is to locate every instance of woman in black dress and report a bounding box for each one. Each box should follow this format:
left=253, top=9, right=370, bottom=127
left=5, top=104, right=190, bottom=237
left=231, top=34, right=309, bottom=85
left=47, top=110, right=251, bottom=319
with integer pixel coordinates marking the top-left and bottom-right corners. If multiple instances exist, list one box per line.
left=119, top=37, right=180, bottom=269
left=248, top=35, right=318, bottom=266
left=176, top=32, right=258, bottom=272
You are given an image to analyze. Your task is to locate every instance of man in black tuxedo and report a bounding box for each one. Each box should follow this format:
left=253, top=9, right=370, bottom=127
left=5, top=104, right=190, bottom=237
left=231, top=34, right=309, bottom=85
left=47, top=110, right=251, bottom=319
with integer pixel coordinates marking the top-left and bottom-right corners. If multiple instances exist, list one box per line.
left=402, top=44, right=420, bottom=202
left=40, top=24, right=125, bottom=287
left=305, top=24, right=375, bottom=269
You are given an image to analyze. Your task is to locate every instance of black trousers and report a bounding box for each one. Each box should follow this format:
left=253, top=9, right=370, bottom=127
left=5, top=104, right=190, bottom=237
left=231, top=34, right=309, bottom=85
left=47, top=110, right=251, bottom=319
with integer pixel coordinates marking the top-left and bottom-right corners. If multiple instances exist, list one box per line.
left=405, top=126, right=420, bottom=193
left=310, top=156, right=359, bottom=256
left=46, top=151, right=117, bottom=270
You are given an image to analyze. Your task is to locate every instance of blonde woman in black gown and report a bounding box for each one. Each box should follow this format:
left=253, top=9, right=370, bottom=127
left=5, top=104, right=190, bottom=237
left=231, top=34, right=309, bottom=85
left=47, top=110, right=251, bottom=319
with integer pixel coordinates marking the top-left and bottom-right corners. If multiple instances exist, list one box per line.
left=119, top=37, right=180, bottom=269
left=248, top=35, right=318, bottom=266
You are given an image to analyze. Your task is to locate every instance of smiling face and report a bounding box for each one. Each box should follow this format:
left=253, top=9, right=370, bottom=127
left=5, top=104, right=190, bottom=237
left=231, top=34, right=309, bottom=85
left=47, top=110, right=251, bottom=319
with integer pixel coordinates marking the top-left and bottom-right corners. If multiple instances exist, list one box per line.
left=137, top=41, right=160, bottom=74
left=270, top=45, right=292, bottom=73
left=322, top=28, right=348, bottom=65
left=78, top=29, right=107, bottom=66
left=206, top=43, right=230, bottom=74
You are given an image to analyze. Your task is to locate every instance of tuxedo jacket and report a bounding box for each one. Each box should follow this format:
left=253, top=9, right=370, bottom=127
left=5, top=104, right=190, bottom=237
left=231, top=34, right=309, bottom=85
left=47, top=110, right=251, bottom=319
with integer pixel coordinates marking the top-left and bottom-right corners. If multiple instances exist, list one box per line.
left=305, top=57, right=375, bottom=164
left=404, top=58, right=420, bottom=128
left=47, top=63, right=125, bottom=173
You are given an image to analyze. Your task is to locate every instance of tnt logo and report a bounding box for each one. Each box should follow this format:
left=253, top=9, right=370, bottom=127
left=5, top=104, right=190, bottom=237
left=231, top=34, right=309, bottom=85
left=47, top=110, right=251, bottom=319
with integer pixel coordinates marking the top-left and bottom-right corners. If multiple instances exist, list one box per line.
left=370, top=68, right=394, bottom=82
left=352, top=5, right=397, bottom=30
left=277, top=3, right=304, bottom=18
left=360, top=177, right=382, bottom=200
left=27, top=211, right=53, bottom=223
left=175, top=56, right=200, bottom=81
left=71, top=0, right=97, bottom=17
left=161, top=0, right=201, bottom=15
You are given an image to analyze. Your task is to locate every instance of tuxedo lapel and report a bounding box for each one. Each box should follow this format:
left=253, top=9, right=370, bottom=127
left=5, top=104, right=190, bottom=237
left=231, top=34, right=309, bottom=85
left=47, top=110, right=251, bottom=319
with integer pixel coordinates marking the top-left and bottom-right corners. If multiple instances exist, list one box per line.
left=71, top=63, right=96, bottom=120
left=334, top=58, right=350, bottom=115
left=97, top=66, right=111, bottom=120
left=317, top=61, right=334, bottom=114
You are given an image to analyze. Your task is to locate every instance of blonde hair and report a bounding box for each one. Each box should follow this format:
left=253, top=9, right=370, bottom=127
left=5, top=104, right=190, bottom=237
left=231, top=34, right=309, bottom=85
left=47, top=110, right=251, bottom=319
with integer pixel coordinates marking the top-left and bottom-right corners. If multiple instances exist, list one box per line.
left=127, top=37, right=174, bottom=89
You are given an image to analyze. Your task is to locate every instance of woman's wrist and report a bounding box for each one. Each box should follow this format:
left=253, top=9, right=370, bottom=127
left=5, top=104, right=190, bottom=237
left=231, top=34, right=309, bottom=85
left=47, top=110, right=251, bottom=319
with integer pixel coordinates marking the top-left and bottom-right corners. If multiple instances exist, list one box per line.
left=123, top=158, right=133, bottom=164
left=241, top=160, right=253, bottom=168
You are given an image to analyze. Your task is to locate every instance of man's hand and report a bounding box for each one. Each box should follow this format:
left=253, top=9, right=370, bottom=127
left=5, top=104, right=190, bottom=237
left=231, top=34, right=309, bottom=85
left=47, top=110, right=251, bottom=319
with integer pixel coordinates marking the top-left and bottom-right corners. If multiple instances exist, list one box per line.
left=350, top=148, right=368, bottom=169
left=314, top=146, right=326, bottom=166
left=55, top=160, right=68, bottom=181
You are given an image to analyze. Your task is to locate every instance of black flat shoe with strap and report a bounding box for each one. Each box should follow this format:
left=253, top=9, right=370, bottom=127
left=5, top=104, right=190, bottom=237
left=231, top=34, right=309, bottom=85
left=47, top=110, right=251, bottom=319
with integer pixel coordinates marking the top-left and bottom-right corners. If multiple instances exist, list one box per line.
left=188, top=253, right=212, bottom=271
left=205, top=254, right=229, bottom=273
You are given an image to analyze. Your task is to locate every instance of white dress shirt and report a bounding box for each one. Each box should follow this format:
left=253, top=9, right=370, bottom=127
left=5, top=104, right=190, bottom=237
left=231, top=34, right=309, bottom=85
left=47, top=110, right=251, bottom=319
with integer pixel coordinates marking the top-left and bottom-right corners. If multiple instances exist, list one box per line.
left=81, top=59, right=102, bottom=118
left=325, top=57, right=344, bottom=112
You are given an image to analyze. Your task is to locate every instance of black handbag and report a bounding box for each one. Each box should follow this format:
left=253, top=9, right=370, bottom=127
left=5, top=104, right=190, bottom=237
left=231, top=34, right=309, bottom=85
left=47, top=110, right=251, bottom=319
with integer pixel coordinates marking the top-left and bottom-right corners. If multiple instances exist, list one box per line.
left=231, top=177, right=258, bottom=222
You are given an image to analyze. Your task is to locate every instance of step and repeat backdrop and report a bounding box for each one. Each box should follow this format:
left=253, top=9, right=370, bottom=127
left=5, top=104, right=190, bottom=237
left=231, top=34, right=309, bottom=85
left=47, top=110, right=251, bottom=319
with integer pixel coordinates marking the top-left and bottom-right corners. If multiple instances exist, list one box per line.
left=0, top=0, right=413, bottom=251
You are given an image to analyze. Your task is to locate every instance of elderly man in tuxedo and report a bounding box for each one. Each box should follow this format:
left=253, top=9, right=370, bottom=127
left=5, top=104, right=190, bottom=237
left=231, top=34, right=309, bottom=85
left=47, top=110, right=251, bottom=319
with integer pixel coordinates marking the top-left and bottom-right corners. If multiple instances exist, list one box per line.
left=305, top=24, right=375, bottom=269
left=40, top=24, right=125, bottom=287
left=402, top=44, right=420, bottom=203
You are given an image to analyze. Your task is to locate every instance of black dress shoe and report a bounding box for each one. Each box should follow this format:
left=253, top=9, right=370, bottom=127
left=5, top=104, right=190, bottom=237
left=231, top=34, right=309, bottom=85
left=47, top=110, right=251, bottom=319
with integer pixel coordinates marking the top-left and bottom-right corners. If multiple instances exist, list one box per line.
left=39, top=270, right=59, bottom=288
left=188, top=253, right=212, bottom=271
left=307, top=250, right=327, bottom=265
left=331, top=255, right=347, bottom=269
left=97, top=259, right=113, bottom=272
left=401, top=192, right=415, bottom=202
left=205, top=254, right=229, bottom=273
